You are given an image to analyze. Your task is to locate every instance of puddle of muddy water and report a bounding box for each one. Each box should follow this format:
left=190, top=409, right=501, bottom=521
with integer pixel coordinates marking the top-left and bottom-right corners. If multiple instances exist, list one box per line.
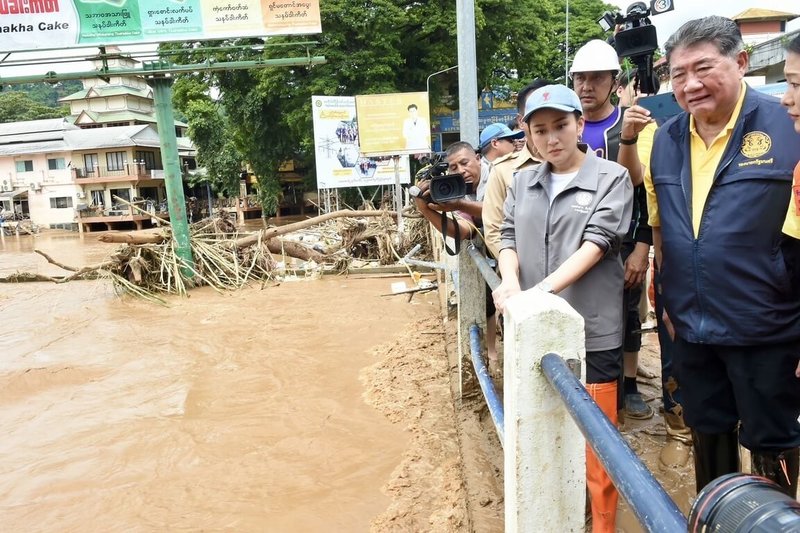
left=0, top=230, right=442, bottom=532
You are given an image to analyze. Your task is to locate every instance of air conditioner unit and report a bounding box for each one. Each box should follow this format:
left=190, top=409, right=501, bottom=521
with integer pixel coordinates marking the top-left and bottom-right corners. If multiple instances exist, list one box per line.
left=1, top=180, right=10, bottom=192
left=76, top=191, right=86, bottom=199
left=30, top=182, right=42, bottom=191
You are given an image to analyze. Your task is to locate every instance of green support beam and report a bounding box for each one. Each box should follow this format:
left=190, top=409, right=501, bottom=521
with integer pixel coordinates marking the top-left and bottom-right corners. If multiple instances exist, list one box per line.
left=0, top=56, right=327, bottom=86
left=148, top=75, right=195, bottom=277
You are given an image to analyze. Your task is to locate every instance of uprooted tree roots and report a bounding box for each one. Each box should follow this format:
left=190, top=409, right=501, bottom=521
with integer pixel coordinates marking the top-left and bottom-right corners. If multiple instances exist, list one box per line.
left=1, top=209, right=434, bottom=303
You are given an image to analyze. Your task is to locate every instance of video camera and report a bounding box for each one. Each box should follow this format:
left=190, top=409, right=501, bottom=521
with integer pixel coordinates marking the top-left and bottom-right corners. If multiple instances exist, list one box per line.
left=598, top=0, right=675, bottom=95
left=411, top=152, right=470, bottom=204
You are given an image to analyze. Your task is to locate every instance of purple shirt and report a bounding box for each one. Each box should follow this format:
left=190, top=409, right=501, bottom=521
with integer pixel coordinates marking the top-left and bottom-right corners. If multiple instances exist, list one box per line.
left=582, top=107, right=620, bottom=160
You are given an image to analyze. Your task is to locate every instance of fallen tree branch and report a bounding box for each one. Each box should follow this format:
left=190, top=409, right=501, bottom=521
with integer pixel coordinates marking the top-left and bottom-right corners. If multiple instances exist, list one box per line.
left=233, top=209, right=397, bottom=249
left=0, top=272, right=64, bottom=283
left=266, top=238, right=327, bottom=264
left=97, top=232, right=166, bottom=244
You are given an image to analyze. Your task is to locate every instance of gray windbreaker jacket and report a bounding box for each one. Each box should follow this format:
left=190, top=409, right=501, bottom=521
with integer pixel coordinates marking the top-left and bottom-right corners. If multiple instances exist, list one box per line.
left=500, top=146, right=633, bottom=351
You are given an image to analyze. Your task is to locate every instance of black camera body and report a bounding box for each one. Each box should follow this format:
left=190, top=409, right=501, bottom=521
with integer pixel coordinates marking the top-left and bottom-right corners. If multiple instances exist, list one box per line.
left=599, top=0, right=675, bottom=95
left=413, top=152, right=471, bottom=204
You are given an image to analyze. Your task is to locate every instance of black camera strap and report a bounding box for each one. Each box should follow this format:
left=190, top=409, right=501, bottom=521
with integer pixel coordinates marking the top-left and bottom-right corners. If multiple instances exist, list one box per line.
left=440, top=211, right=461, bottom=256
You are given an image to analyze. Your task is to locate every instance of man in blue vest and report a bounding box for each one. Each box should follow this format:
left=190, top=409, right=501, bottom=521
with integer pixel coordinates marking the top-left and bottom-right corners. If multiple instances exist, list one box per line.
left=645, top=16, right=800, bottom=496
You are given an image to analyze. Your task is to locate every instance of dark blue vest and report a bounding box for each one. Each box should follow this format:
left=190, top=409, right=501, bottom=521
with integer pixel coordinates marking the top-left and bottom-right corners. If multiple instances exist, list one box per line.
left=650, top=87, right=800, bottom=345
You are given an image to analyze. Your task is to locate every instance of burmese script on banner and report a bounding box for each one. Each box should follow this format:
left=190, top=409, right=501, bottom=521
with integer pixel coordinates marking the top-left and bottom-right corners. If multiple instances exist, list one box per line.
left=0, top=0, right=321, bottom=52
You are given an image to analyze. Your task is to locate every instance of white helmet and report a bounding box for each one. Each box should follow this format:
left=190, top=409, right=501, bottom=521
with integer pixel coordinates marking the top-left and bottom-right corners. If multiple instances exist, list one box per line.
left=569, top=39, right=621, bottom=76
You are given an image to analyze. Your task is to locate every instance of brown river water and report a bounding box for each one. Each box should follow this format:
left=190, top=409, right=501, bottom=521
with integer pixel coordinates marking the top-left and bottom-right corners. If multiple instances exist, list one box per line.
left=0, top=231, right=442, bottom=532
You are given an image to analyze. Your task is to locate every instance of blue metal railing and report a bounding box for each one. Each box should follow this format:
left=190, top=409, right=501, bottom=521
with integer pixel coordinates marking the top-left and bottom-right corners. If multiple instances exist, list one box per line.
left=542, top=353, right=688, bottom=532
left=464, top=243, right=688, bottom=532
left=469, top=324, right=504, bottom=447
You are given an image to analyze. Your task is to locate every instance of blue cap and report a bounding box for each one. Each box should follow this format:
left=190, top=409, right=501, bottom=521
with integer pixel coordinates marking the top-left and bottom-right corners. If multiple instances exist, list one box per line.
left=522, top=85, right=583, bottom=123
left=478, top=122, right=525, bottom=150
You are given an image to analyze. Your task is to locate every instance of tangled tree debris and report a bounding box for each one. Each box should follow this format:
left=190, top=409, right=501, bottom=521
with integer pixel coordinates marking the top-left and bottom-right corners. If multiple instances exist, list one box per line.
left=1, top=208, right=434, bottom=303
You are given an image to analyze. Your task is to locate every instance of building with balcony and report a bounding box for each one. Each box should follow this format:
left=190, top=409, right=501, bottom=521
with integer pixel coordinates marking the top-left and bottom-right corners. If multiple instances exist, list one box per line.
left=0, top=47, right=197, bottom=232
left=0, top=118, right=195, bottom=232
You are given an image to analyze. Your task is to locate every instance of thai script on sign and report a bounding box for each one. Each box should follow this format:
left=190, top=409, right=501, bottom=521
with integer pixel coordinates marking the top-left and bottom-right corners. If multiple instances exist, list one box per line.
left=0, top=0, right=59, bottom=15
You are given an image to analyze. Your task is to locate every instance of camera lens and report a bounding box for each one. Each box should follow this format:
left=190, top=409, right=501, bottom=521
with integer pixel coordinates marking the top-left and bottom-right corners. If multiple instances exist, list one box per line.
left=437, top=182, right=453, bottom=197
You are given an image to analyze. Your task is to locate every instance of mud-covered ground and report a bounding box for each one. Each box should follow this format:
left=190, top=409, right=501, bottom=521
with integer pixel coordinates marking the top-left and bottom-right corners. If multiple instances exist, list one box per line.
left=363, top=309, right=698, bottom=533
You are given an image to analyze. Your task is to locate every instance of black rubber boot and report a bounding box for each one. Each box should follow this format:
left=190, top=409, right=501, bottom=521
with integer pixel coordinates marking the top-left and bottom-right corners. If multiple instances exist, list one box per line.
left=751, top=447, right=799, bottom=499
left=691, top=430, right=741, bottom=493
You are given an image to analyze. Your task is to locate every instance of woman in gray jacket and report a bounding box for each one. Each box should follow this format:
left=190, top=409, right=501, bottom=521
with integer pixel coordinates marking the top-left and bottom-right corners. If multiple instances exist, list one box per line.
left=492, top=84, right=632, bottom=533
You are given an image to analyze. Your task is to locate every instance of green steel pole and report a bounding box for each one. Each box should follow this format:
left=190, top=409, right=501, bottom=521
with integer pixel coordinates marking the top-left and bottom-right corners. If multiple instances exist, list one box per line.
left=149, top=76, right=194, bottom=277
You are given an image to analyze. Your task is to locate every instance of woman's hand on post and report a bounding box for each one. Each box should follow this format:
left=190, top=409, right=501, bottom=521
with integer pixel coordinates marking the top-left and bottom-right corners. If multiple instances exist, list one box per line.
left=492, top=279, right=521, bottom=315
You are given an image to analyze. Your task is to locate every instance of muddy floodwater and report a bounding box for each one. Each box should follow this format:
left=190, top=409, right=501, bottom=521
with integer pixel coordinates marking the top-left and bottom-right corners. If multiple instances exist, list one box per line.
left=0, top=231, right=445, bottom=531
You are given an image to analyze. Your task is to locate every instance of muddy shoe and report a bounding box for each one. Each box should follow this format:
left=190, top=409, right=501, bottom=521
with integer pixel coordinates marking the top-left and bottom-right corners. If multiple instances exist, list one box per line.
left=659, top=439, right=691, bottom=469
left=664, top=406, right=692, bottom=446
left=624, top=393, right=654, bottom=420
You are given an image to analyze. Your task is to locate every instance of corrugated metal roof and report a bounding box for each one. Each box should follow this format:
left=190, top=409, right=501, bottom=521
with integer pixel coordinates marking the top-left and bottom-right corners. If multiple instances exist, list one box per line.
left=0, top=124, right=195, bottom=156
left=732, top=8, right=798, bottom=21
left=0, top=140, right=70, bottom=156
left=0, top=118, right=76, bottom=138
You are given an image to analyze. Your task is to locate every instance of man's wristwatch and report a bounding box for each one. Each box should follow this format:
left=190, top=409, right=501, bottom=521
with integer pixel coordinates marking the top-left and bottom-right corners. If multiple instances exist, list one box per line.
left=535, top=280, right=555, bottom=294
left=619, top=133, right=638, bottom=146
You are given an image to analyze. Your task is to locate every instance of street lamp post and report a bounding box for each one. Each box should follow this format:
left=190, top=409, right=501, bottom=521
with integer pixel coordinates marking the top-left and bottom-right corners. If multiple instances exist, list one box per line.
left=426, top=65, right=458, bottom=96
left=426, top=65, right=458, bottom=152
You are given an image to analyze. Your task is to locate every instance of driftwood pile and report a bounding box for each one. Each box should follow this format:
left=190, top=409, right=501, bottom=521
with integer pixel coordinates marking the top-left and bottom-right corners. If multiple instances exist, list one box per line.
left=1, top=208, right=433, bottom=303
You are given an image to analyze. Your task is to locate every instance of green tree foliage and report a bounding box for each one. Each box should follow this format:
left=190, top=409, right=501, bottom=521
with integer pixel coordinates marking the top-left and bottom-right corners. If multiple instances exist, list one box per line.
left=11, top=80, right=83, bottom=107
left=172, top=77, right=244, bottom=198
left=166, top=0, right=615, bottom=212
left=0, top=91, right=69, bottom=122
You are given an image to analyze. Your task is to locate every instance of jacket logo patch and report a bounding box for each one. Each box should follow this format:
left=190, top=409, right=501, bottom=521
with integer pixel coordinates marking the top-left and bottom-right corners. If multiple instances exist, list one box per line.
left=575, top=192, right=593, bottom=206
left=740, top=131, right=771, bottom=158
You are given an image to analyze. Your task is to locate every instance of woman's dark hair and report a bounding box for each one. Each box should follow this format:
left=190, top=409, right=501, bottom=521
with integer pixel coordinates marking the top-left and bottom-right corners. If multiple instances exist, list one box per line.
left=788, top=34, right=800, bottom=55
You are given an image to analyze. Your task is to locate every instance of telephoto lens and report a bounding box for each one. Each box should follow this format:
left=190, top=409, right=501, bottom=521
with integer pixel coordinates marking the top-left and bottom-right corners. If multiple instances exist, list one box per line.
left=688, top=473, right=800, bottom=532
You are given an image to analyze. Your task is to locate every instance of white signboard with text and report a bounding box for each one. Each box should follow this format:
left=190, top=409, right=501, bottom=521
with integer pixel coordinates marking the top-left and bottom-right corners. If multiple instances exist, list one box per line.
left=311, top=95, right=411, bottom=189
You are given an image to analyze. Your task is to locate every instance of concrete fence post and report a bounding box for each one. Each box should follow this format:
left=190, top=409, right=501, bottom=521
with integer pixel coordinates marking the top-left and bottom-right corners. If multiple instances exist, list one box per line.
left=457, top=244, right=485, bottom=398
left=503, top=291, right=587, bottom=532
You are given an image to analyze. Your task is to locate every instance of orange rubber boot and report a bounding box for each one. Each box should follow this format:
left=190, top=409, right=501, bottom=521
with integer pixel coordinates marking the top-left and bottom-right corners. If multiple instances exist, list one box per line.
left=586, top=381, right=620, bottom=533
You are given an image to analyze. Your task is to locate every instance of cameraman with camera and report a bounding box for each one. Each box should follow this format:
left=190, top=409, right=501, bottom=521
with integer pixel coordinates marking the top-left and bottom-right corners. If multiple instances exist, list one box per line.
left=411, top=140, right=498, bottom=370
left=411, top=141, right=484, bottom=231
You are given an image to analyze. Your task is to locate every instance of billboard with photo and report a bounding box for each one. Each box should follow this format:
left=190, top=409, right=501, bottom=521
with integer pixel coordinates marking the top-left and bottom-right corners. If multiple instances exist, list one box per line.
left=311, top=95, right=411, bottom=189
left=0, top=0, right=321, bottom=52
left=355, top=92, right=431, bottom=157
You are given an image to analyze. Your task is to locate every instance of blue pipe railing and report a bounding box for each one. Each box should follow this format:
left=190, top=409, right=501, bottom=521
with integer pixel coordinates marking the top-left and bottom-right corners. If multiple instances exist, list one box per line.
left=541, top=353, right=688, bottom=532
left=469, top=324, right=504, bottom=447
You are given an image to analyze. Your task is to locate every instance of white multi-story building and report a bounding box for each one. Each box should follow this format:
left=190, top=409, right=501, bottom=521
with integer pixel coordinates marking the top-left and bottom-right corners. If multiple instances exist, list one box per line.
left=0, top=49, right=196, bottom=232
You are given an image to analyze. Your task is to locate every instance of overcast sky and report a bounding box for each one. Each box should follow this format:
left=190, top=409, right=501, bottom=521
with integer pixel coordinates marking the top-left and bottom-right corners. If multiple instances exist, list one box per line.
left=608, top=0, right=800, bottom=46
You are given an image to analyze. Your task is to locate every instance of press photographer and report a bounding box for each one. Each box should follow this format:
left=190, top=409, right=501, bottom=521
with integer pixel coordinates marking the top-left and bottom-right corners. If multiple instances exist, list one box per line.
left=410, top=141, right=483, bottom=241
